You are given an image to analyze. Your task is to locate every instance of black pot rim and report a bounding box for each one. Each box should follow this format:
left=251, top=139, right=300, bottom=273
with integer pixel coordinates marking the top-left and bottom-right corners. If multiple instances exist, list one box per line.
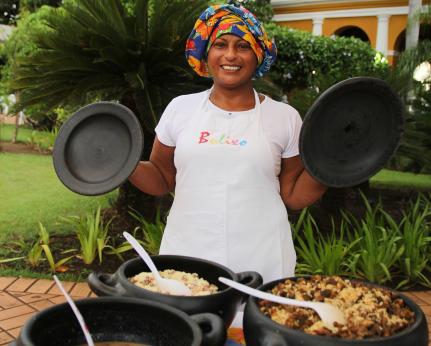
left=52, top=101, right=143, bottom=196
left=246, top=276, right=426, bottom=343
left=18, top=296, right=202, bottom=346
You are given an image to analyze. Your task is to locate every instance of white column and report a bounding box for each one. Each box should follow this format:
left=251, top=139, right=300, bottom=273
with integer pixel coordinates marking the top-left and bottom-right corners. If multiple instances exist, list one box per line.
left=376, top=14, right=390, bottom=56
left=312, top=17, right=324, bottom=36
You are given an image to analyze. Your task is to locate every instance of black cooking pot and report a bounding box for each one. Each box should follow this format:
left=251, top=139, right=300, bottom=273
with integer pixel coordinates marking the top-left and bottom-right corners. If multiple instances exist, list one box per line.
left=11, top=297, right=226, bottom=346
left=243, top=277, right=429, bottom=346
left=88, top=255, right=262, bottom=327
left=299, top=77, right=404, bottom=188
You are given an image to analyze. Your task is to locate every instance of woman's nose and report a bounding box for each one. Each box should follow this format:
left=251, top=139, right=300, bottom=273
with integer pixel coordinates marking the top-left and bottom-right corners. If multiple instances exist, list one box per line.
left=224, top=46, right=237, bottom=60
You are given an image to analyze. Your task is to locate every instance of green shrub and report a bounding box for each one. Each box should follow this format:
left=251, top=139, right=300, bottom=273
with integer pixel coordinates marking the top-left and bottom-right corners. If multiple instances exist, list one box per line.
left=293, top=209, right=358, bottom=276
left=62, top=206, right=113, bottom=264
left=129, top=207, right=165, bottom=255
left=395, top=195, right=431, bottom=289
left=265, top=23, right=389, bottom=94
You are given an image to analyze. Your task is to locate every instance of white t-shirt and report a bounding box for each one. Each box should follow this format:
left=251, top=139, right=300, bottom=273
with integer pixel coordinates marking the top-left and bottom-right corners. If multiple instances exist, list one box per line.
left=155, top=90, right=302, bottom=176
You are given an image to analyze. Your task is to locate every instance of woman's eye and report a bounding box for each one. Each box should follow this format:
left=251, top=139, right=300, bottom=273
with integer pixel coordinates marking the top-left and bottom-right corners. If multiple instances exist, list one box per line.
left=213, top=42, right=225, bottom=48
left=238, top=44, right=251, bottom=50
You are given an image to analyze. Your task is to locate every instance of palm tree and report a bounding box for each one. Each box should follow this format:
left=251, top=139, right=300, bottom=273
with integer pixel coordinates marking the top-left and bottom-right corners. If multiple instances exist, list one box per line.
left=8, top=0, right=210, bottom=219
left=406, top=0, right=422, bottom=50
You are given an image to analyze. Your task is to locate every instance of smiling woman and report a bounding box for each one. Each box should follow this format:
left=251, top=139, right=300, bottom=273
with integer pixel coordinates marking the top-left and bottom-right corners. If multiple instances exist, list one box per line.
left=128, top=2, right=327, bottom=290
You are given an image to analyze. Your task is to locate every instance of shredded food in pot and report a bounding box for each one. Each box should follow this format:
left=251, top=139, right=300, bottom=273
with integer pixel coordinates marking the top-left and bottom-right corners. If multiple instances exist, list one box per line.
left=259, top=275, right=415, bottom=339
left=129, top=269, right=218, bottom=296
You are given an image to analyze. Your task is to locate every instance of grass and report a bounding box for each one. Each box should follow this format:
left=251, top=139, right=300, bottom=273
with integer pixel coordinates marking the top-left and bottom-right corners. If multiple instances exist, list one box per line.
left=370, top=169, right=431, bottom=191
left=0, top=152, right=117, bottom=242
left=0, top=123, right=57, bottom=150
left=0, top=123, right=35, bottom=143
left=0, top=266, right=90, bottom=282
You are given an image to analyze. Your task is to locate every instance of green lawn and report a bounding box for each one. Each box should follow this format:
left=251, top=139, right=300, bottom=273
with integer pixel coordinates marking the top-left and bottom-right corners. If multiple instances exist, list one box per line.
left=370, top=169, right=431, bottom=190
left=0, top=123, right=35, bottom=143
left=0, top=123, right=56, bottom=150
left=0, top=152, right=117, bottom=242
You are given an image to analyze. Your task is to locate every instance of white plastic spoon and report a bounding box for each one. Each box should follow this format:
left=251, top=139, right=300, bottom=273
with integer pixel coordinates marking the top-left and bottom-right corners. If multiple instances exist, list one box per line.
left=123, top=231, right=192, bottom=296
left=53, top=275, right=94, bottom=346
left=218, top=277, right=346, bottom=327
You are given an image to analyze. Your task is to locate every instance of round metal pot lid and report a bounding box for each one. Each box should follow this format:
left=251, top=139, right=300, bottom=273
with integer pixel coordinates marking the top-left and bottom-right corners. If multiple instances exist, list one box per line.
left=53, top=102, right=143, bottom=196
left=299, top=77, right=404, bottom=188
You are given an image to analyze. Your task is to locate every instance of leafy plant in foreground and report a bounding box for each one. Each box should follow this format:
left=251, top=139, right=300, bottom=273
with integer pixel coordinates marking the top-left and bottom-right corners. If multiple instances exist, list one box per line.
left=344, top=210, right=404, bottom=285
left=395, top=195, right=431, bottom=289
left=129, top=207, right=165, bottom=255
left=293, top=209, right=357, bottom=276
left=62, top=207, right=113, bottom=264
left=37, top=223, right=75, bottom=273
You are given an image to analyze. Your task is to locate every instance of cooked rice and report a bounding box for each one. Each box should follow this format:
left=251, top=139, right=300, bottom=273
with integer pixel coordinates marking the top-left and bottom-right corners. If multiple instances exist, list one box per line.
left=259, top=275, right=415, bottom=339
left=129, top=269, right=218, bottom=296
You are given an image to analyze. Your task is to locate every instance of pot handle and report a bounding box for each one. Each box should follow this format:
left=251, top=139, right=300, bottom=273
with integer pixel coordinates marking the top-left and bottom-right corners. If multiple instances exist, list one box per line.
left=236, top=271, right=263, bottom=303
left=191, top=313, right=226, bottom=346
left=87, top=272, right=125, bottom=297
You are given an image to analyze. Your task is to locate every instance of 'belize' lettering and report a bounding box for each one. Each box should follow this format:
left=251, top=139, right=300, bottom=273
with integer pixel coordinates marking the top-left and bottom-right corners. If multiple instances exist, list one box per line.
left=198, top=131, right=247, bottom=146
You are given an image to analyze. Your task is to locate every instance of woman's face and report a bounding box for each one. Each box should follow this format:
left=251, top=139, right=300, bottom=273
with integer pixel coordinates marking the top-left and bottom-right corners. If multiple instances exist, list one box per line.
left=207, top=34, right=257, bottom=89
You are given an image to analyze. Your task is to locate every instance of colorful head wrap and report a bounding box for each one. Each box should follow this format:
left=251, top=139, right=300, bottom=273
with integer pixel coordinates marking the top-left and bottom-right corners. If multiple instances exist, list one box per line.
left=185, top=4, right=277, bottom=78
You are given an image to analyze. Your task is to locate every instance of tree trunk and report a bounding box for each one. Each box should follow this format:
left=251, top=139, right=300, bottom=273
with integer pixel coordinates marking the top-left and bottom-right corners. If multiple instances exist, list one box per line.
left=406, top=0, right=422, bottom=50
left=12, top=111, right=19, bottom=144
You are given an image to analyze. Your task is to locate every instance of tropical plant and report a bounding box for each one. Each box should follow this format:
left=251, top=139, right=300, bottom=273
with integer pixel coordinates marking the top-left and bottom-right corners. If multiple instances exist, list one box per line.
left=7, top=0, right=212, bottom=219
left=62, top=206, right=113, bottom=264
left=342, top=196, right=405, bottom=285
left=37, top=222, right=75, bottom=272
left=129, top=207, right=166, bottom=255
left=346, top=221, right=404, bottom=285
left=395, top=195, right=431, bottom=289
left=0, top=222, right=75, bottom=271
left=292, top=209, right=358, bottom=276
left=385, top=40, right=431, bottom=173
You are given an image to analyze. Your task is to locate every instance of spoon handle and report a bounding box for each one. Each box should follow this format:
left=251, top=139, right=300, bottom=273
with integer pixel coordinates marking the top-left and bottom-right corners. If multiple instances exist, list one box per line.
left=53, top=275, right=94, bottom=346
left=123, top=232, right=162, bottom=280
left=218, top=277, right=315, bottom=309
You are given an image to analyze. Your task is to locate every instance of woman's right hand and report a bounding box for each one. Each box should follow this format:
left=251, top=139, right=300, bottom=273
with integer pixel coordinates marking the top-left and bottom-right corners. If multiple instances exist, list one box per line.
left=128, top=137, right=176, bottom=196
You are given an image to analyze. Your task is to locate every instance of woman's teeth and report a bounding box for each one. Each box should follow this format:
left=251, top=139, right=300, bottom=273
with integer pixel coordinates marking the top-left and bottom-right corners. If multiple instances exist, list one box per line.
left=222, top=65, right=240, bottom=71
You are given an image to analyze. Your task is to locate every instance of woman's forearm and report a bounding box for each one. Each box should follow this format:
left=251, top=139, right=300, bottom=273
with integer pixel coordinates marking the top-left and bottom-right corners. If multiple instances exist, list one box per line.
left=283, top=170, right=327, bottom=210
left=128, top=161, right=173, bottom=196
left=128, top=138, right=177, bottom=196
left=280, top=156, right=327, bottom=210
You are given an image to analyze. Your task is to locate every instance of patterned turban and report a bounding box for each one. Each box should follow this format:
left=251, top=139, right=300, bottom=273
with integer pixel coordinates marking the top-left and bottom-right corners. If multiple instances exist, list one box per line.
left=185, top=4, right=277, bottom=78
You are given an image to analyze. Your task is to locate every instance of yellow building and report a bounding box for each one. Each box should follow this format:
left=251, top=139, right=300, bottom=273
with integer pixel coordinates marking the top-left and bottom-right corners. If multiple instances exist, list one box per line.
left=271, top=0, right=430, bottom=64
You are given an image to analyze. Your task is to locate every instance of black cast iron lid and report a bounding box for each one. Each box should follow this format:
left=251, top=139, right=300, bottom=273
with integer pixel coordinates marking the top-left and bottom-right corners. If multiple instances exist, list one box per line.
left=53, top=102, right=143, bottom=196
left=299, top=77, right=404, bottom=188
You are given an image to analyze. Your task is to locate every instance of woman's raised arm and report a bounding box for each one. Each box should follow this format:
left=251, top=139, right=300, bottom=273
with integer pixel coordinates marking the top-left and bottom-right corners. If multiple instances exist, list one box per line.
left=279, top=156, right=327, bottom=210
left=128, top=137, right=176, bottom=196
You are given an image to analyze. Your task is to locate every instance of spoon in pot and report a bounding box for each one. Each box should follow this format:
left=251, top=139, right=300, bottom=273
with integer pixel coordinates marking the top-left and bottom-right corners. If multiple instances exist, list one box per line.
left=218, top=277, right=346, bottom=327
left=53, top=275, right=94, bottom=346
left=123, top=232, right=192, bottom=296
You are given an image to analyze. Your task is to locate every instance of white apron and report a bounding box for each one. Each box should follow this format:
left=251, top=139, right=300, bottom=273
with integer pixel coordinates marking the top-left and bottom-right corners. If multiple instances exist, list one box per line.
left=159, top=89, right=296, bottom=283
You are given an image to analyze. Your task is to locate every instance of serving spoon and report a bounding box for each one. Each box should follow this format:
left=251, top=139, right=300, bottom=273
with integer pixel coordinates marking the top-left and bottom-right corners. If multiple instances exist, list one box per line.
left=218, top=277, right=346, bottom=327
left=123, top=232, right=192, bottom=296
left=53, top=275, right=94, bottom=346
